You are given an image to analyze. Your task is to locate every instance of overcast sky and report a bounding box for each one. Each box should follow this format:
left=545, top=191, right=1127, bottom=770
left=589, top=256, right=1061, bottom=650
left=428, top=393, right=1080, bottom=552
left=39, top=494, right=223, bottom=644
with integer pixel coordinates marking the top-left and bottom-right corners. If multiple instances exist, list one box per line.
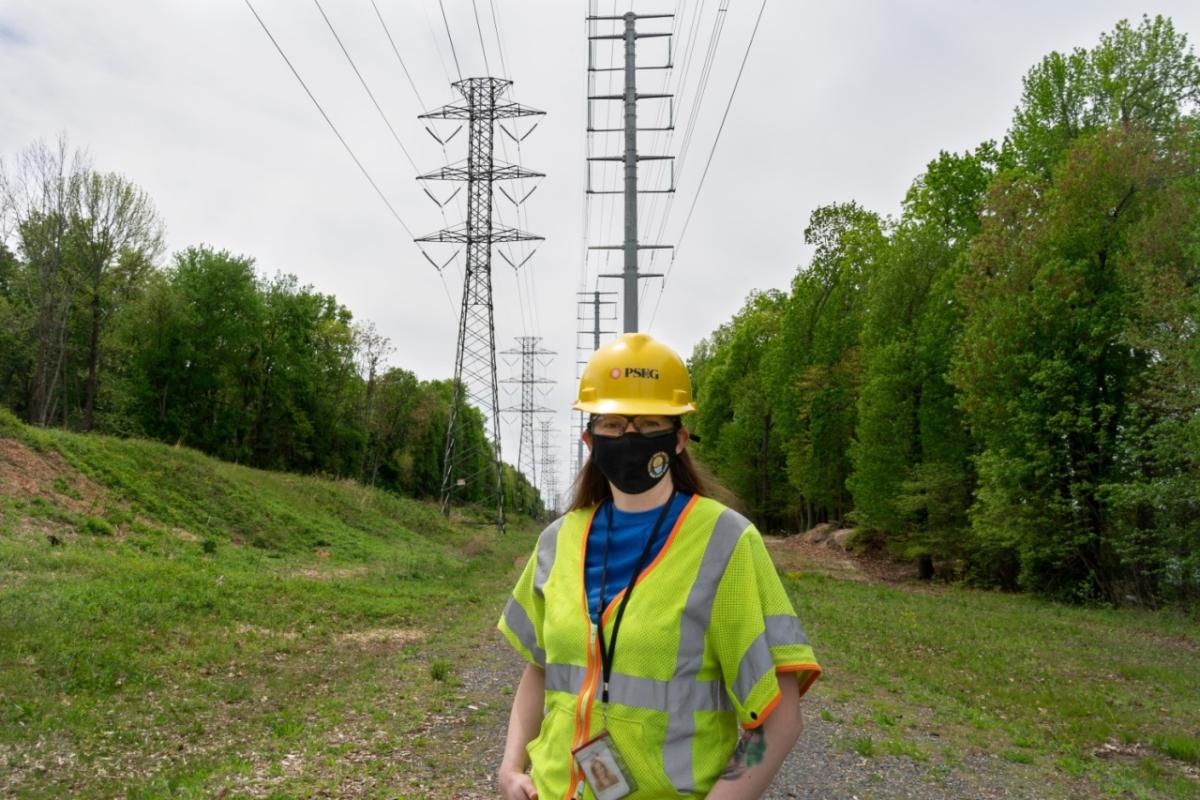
left=3, top=1, right=1199, bottom=499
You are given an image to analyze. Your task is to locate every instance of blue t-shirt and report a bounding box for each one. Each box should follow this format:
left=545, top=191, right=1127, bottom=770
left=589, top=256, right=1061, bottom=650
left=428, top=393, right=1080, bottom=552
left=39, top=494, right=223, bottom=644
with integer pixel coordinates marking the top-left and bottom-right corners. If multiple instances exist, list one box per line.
left=585, top=492, right=692, bottom=623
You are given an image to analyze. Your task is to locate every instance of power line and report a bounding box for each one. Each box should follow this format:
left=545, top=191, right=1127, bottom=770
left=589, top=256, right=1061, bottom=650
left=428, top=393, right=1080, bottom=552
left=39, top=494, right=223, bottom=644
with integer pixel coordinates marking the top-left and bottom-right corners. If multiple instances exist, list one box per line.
left=437, top=0, right=465, bottom=81
left=421, top=1, right=456, bottom=85
left=370, top=0, right=427, bottom=109
left=243, top=0, right=415, bottom=239
left=488, top=0, right=511, bottom=78
left=651, top=0, right=769, bottom=327
left=312, top=0, right=420, bottom=173
left=642, top=1, right=726, bottom=260
left=638, top=0, right=686, bottom=254
left=244, top=0, right=462, bottom=318
left=470, top=0, right=493, bottom=75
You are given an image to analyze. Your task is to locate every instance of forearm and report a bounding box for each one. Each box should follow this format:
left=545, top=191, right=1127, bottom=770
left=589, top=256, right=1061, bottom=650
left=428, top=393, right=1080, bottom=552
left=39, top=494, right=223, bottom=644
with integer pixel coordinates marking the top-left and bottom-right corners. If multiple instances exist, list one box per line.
left=706, top=673, right=805, bottom=800
left=500, top=662, right=545, bottom=774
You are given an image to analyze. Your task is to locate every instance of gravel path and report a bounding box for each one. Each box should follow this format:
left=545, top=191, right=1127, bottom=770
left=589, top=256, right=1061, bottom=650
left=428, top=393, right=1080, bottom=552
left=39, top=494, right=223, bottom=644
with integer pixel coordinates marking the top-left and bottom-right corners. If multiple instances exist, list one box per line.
left=419, top=626, right=1045, bottom=800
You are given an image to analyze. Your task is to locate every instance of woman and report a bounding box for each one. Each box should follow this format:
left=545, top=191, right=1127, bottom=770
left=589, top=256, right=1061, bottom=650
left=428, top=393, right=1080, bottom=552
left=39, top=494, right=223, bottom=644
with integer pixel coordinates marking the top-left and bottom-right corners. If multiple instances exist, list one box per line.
left=498, top=333, right=820, bottom=799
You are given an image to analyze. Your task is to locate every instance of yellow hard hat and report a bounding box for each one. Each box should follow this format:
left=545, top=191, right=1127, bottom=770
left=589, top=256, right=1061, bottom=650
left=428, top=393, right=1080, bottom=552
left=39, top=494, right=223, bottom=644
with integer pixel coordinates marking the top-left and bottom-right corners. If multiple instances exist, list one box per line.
left=574, top=332, right=696, bottom=416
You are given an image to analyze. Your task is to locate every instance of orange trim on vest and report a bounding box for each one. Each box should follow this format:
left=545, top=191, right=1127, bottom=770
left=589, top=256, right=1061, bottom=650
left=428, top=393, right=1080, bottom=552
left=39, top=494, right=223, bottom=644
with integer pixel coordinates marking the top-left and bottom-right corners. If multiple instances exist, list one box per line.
left=743, top=689, right=782, bottom=730
left=568, top=505, right=602, bottom=799
left=568, top=494, right=700, bottom=799
left=775, top=662, right=823, bottom=699
left=599, top=493, right=700, bottom=626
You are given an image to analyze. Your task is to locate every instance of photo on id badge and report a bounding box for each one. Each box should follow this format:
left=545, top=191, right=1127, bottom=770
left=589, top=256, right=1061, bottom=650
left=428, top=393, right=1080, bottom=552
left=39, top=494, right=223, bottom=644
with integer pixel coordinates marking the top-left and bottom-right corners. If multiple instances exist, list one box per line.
left=573, top=732, right=635, bottom=799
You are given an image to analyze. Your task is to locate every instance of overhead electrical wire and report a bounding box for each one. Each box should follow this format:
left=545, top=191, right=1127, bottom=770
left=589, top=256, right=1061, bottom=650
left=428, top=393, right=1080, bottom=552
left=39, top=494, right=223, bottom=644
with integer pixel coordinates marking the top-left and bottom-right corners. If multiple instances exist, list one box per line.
left=488, top=0, right=511, bottom=78
left=312, top=0, right=420, bottom=173
left=651, top=0, right=769, bottom=327
left=674, top=1, right=728, bottom=183
left=639, top=0, right=689, bottom=263
left=437, top=0, right=465, bottom=81
left=244, top=0, right=465, bottom=319
left=370, top=0, right=427, bottom=109
left=316, top=0, right=459, bottom=260
left=421, top=1, right=456, bottom=87
left=470, top=0, right=493, bottom=76
left=647, top=0, right=726, bottom=249
left=242, top=0, right=416, bottom=240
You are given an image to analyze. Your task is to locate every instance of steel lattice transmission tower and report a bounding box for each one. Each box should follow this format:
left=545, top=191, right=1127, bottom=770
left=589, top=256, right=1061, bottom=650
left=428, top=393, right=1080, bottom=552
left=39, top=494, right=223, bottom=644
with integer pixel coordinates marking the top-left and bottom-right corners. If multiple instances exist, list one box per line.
left=501, top=336, right=555, bottom=494
left=417, top=78, right=544, bottom=530
left=538, top=418, right=561, bottom=517
left=572, top=290, right=617, bottom=475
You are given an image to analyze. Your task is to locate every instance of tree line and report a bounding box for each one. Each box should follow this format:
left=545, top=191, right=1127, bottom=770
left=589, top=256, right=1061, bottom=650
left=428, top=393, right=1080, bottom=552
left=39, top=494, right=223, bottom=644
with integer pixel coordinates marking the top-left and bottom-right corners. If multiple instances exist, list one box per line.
left=0, top=139, right=542, bottom=516
left=690, top=16, right=1200, bottom=605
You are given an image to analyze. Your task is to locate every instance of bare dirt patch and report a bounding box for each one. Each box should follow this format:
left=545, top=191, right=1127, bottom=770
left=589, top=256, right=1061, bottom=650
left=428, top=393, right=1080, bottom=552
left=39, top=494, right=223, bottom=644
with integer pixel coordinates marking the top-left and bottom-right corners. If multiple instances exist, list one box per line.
left=0, top=438, right=107, bottom=514
left=1093, top=740, right=1155, bottom=762
left=235, top=623, right=299, bottom=641
left=1093, top=740, right=1200, bottom=782
left=172, top=527, right=201, bottom=543
left=290, top=565, right=369, bottom=581
left=458, top=533, right=492, bottom=558
left=335, top=627, right=424, bottom=648
left=14, top=514, right=75, bottom=541
left=766, top=528, right=920, bottom=586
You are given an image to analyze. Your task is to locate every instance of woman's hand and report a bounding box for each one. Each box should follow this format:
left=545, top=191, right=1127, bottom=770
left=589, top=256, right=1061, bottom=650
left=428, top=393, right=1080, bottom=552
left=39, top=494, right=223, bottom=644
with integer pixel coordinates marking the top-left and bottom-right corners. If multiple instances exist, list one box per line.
left=499, top=663, right=545, bottom=799
left=498, top=767, right=538, bottom=799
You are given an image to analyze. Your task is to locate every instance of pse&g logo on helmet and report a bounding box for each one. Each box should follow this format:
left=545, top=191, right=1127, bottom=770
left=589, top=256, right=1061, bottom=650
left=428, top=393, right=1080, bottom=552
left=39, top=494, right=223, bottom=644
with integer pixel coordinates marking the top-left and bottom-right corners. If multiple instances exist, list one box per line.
left=608, top=366, right=661, bottom=380
left=647, top=452, right=670, bottom=479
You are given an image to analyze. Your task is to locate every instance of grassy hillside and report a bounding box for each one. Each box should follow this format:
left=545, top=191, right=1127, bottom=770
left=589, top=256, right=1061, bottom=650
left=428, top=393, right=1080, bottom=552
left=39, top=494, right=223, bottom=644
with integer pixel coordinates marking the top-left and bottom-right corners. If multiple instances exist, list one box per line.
left=0, top=410, right=538, bottom=798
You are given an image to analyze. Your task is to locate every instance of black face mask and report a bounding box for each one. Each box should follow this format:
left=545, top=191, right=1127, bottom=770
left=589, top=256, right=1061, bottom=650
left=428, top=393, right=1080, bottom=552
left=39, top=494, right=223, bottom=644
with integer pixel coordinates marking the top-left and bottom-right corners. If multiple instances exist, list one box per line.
left=591, top=432, right=675, bottom=495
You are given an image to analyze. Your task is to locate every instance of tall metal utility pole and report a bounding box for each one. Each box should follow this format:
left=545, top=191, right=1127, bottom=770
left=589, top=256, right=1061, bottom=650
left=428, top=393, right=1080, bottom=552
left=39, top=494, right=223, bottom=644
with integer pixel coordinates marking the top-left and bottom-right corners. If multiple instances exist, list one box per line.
left=572, top=290, right=617, bottom=474
left=501, top=336, right=555, bottom=495
left=417, top=78, right=544, bottom=530
left=587, top=12, right=675, bottom=332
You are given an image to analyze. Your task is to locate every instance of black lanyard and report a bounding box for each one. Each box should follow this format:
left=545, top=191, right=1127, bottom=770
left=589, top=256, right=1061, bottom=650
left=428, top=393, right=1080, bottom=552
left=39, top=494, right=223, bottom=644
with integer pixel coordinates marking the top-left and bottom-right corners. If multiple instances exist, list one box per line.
left=596, top=490, right=675, bottom=705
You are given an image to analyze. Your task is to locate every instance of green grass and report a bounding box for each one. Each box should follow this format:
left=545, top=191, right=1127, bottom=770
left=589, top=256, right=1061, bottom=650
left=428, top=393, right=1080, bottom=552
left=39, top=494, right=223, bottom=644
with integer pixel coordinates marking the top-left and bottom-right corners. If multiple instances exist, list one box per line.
left=1154, top=734, right=1200, bottom=765
left=786, top=570, right=1200, bottom=798
left=4, top=408, right=1199, bottom=799
left=0, top=417, right=539, bottom=798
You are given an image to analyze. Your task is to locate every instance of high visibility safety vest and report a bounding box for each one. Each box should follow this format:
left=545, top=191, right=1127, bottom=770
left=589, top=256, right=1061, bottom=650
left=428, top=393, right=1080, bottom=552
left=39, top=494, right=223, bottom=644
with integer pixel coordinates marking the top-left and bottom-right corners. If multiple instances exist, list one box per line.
left=499, top=495, right=821, bottom=799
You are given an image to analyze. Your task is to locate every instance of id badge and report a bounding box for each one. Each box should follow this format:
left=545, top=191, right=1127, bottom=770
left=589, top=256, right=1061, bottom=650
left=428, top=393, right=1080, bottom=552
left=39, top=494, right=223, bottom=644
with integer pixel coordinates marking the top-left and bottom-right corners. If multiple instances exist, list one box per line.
left=572, top=731, right=637, bottom=800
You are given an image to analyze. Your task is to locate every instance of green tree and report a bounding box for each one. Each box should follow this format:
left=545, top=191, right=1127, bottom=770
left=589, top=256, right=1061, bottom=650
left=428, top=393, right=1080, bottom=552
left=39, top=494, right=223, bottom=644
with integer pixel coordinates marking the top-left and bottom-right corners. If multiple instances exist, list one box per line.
left=71, top=171, right=164, bottom=431
left=769, top=203, right=883, bottom=529
left=1008, top=15, right=1200, bottom=174
left=953, top=125, right=1197, bottom=598
left=691, top=290, right=788, bottom=529
left=849, top=145, right=996, bottom=574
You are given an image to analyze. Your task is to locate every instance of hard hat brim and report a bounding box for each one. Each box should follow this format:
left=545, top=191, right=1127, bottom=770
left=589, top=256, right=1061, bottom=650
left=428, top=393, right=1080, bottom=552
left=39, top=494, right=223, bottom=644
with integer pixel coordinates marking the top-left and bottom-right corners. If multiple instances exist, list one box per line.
left=572, top=399, right=697, bottom=416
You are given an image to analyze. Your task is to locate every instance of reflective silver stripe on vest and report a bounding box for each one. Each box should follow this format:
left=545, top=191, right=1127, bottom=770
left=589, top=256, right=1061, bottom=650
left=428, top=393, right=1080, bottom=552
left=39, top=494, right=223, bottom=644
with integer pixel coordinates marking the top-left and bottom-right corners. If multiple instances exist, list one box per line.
left=664, top=506, right=749, bottom=792
left=765, top=614, right=809, bottom=646
left=733, top=630, right=774, bottom=704
left=533, top=517, right=565, bottom=597
left=545, top=662, right=586, bottom=694
left=544, top=664, right=731, bottom=714
left=503, top=597, right=546, bottom=667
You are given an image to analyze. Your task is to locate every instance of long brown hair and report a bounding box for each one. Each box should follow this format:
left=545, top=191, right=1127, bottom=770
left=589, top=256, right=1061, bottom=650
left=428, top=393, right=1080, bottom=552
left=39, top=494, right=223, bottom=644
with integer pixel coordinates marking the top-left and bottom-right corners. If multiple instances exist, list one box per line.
left=567, top=444, right=709, bottom=512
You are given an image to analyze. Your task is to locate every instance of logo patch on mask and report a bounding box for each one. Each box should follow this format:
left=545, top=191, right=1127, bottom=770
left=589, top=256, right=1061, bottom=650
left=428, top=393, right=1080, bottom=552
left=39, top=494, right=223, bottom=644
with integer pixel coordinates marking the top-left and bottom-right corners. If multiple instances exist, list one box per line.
left=647, top=451, right=670, bottom=479
left=625, top=367, right=660, bottom=379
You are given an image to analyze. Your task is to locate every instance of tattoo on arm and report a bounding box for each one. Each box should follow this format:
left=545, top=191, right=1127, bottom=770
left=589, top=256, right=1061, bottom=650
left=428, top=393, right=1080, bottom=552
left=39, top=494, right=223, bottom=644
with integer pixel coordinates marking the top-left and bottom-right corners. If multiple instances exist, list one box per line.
left=719, top=728, right=766, bottom=780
